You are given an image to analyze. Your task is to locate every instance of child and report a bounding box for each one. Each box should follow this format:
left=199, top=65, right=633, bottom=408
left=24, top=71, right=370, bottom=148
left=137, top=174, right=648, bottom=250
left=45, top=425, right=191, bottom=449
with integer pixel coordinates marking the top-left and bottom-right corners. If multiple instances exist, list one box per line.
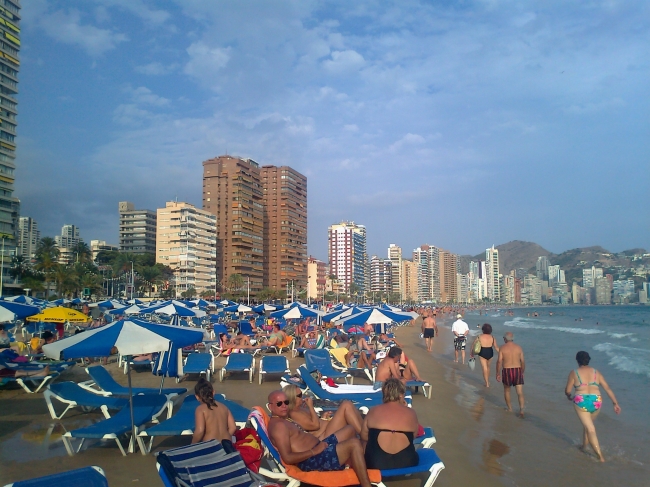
left=192, top=378, right=237, bottom=447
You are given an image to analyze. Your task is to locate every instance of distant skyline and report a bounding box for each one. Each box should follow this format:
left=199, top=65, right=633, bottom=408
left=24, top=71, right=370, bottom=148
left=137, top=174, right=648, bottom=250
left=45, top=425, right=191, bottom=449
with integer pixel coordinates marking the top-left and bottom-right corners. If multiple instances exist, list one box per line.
left=16, top=1, right=649, bottom=262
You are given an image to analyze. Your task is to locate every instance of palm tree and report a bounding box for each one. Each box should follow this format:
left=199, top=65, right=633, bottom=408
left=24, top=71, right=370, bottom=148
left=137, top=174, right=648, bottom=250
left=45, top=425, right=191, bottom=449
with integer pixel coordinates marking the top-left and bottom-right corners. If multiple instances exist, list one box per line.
left=53, top=265, right=75, bottom=297
left=9, top=254, right=31, bottom=281
left=21, top=276, right=46, bottom=296
left=72, top=241, right=92, bottom=264
left=227, top=273, right=244, bottom=294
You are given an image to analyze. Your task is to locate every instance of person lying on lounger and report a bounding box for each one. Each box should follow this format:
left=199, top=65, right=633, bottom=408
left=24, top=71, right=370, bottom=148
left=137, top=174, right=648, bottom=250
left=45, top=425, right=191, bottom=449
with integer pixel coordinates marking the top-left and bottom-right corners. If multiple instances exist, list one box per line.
left=283, top=384, right=363, bottom=440
left=267, top=390, right=372, bottom=487
left=0, top=364, right=51, bottom=379
left=261, top=325, right=287, bottom=347
left=192, top=378, right=236, bottom=447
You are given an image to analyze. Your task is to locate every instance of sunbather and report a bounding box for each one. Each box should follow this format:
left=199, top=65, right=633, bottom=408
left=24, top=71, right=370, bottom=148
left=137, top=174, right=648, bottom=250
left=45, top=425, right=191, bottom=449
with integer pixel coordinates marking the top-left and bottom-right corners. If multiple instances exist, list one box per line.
left=262, top=325, right=287, bottom=347
left=299, top=331, right=324, bottom=350
left=192, top=378, right=236, bottom=447
left=267, top=390, right=371, bottom=487
left=0, top=325, right=22, bottom=354
left=283, top=384, right=363, bottom=439
left=0, top=363, right=51, bottom=379
left=374, top=347, right=423, bottom=389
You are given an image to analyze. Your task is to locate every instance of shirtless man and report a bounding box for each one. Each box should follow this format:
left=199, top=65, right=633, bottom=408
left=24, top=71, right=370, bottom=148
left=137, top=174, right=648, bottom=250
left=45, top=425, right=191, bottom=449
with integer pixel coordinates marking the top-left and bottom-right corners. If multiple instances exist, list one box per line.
left=496, top=332, right=525, bottom=417
left=192, top=378, right=236, bottom=445
left=374, top=347, right=423, bottom=389
left=264, top=325, right=287, bottom=347
left=422, top=311, right=438, bottom=352
left=267, top=390, right=371, bottom=487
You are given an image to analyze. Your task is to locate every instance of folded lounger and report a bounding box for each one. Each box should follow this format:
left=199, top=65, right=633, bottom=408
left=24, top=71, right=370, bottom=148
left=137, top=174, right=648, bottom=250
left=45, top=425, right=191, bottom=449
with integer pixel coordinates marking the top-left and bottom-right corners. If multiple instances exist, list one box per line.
left=258, top=355, right=290, bottom=385
left=62, top=393, right=170, bottom=456
left=249, top=406, right=382, bottom=487
left=304, top=349, right=351, bottom=384
left=2, top=465, right=109, bottom=487
left=0, top=371, right=60, bottom=394
left=44, top=381, right=128, bottom=420
left=81, top=365, right=186, bottom=399
left=219, top=353, right=255, bottom=383
left=136, top=394, right=250, bottom=454
left=179, top=352, right=213, bottom=382
left=155, top=439, right=253, bottom=487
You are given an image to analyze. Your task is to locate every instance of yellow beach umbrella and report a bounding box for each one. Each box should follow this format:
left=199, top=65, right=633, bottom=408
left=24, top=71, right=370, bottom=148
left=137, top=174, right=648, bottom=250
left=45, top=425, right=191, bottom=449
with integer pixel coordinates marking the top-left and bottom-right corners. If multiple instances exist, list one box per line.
left=25, top=306, right=90, bottom=323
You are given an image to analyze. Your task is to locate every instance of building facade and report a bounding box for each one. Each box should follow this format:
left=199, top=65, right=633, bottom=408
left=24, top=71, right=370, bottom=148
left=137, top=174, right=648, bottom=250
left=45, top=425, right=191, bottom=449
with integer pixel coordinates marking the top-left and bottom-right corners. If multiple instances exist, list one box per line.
left=0, top=1, right=20, bottom=285
left=402, top=259, right=418, bottom=303
left=485, top=246, right=501, bottom=302
left=327, top=221, right=367, bottom=293
left=261, top=165, right=307, bottom=294
left=439, top=250, right=458, bottom=303
left=118, top=201, right=157, bottom=254
left=17, top=216, right=39, bottom=260
left=90, top=240, right=118, bottom=262
left=388, top=244, right=403, bottom=298
left=307, top=256, right=326, bottom=302
left=156, top=201, right=217, bottom=297
left=202, top=156, right=264, bottom=295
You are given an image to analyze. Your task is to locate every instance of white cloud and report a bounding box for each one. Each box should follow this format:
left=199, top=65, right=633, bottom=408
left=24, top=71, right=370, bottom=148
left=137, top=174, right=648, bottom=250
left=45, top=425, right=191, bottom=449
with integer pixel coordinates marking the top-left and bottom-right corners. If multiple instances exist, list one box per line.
left=127, top=86, right=170, bottom=107
left=184, top=42, right=232, bottom=81
left=93, top=0, right=170, bottom=26
left=389, top=133, right=426, bottom=152
left=564, top=97, right=626, bottom=115
left=344, top=124, right=359, bottom=132
left=322, top=50, right=365, bottom=74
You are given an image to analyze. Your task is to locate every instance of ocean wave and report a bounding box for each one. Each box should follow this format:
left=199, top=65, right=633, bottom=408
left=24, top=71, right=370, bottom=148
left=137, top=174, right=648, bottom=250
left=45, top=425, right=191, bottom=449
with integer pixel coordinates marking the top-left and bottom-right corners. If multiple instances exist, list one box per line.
left=503, top=318, right=605, bottom=335
left=608, top=333, right=634, bottom=339
left=593, top=342, right=650, bottom=378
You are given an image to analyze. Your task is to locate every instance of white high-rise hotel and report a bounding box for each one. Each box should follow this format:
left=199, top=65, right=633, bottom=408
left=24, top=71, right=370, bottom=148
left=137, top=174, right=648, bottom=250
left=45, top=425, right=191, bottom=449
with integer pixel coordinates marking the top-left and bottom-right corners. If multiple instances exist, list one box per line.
left=485, top=245, right=501, bottom=302
left=328, top=221, right=367, bottom=292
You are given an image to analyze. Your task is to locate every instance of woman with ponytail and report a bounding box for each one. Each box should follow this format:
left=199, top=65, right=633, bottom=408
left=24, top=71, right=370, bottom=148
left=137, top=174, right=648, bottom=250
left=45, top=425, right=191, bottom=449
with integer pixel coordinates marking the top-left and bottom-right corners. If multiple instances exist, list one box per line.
left=192, top=377, right=236, bottom=446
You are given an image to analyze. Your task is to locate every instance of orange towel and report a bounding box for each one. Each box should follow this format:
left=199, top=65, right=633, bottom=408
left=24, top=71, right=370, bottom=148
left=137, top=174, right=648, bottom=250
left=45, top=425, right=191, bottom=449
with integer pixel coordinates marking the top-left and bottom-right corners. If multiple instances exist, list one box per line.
left=253, top=407, right=382, bottom=486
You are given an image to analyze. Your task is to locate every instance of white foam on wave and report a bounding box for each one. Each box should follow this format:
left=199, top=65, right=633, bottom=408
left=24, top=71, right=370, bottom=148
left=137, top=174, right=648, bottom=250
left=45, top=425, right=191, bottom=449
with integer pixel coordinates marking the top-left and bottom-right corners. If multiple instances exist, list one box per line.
left=608, top=332, right=634, bottom=339
left=593, top=342, right=650, bottom=378
left=503, top=317, right=604, bottom=335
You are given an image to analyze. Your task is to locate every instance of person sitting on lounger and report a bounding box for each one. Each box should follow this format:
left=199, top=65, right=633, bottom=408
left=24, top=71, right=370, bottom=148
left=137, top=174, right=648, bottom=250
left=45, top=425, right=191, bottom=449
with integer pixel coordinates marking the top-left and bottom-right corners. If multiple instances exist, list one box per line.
left=374, top=347, right=424, bottom=389
left=264, top=325, right=287, bottom=347
left=192, top=378, right=236, bottom=447
left=361, top=378, right=419, bottom=470
left=267, top=390, right=372, bottom=487
left=283, top=384, right=363, bottom=440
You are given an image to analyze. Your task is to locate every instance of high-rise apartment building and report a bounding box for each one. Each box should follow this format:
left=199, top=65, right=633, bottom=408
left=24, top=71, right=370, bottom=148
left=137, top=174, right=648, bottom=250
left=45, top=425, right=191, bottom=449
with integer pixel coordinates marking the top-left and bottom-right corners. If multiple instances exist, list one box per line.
left=54, top=224, right=81, bottom=265
left=202, top=156, right=264, bottom=294
left=260, top=165, right=307, bottom=293
left=90, top=240, right=118, bottom=262
left=0, top=1, right=20, bottom=285
left=402, top=259, right=418, bottom=303
left=582, top=266, right=603, bottom=289
left=388, top=244, right=402, bottom=297
left=485, top=245, right=501, bottom=302
left=17, top=216, right=39, bottom=260
left=369, top=255, right=392, bottom=294
left=118, top=201, right=157, bottom=254
left=536, top=256, right=549, bottom=281
left=307, top=256, right=326, bottom=302
left=328, top=221, right=367, bottom=293
left=439, top=250, right=458, bottom=303
left=594, top=276, right=612, bottom=304
left=156, top=201, right=216, bottom=297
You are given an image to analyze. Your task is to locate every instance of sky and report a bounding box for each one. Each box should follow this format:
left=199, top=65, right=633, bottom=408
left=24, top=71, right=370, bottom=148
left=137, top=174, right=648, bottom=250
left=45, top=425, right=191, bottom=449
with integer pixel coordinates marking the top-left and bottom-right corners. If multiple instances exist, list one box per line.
left=15, top=0, right=649, bottom=262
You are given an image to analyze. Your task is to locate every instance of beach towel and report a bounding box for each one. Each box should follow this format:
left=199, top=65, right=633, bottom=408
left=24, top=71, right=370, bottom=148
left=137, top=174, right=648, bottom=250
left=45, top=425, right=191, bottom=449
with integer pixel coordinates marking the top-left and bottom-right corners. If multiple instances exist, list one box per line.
left=233, top=427, right=263, bottom=473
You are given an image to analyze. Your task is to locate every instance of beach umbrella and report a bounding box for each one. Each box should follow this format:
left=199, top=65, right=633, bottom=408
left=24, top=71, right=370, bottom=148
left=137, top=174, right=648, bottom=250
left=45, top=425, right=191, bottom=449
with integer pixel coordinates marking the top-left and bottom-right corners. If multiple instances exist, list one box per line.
left=0, top=307, right=14, bottom=322
left=25, top=306, right=90, bottom=324
left=252, top=303, right=279, bottom=314
left=42, top=318, right=203, bottom=452
left=126, top=298, right=144, bottom=305
left=52, top=298, right=72, bottom=306
left=107, top=304, right=143, bottom=316
left=224, top=304, right=253, bottom=313
left=70, top=298, right=88, bottom=305
left=4, top=295, right=35, bottom=305
left=337, top=308, right=413, bottom=327
left=0, top=301, right=41, bottom=319
left=269, top=306, right=320, bottom=320
left=322, top=306, right=366, bottom=323
left=155, top=303, right=203, bottom=317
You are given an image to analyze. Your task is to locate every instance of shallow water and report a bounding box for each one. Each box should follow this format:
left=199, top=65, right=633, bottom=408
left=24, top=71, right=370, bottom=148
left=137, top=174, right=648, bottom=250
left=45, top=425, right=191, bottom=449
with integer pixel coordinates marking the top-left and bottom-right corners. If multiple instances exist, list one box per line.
left=439, top=305, right=650, bottom=486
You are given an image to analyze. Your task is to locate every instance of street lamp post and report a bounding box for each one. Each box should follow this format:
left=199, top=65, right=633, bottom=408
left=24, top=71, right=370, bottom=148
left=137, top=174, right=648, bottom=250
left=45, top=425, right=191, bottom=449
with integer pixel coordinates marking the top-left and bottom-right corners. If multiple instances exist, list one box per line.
left=247, top=276, right=250, bottom=306
left=130, top=261, right=134, bottom=300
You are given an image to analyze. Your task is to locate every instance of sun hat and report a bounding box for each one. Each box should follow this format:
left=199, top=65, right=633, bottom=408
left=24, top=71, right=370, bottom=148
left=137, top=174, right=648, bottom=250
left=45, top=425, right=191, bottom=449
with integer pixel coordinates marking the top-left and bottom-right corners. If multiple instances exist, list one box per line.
left=456, top=314, right=462, bottom=318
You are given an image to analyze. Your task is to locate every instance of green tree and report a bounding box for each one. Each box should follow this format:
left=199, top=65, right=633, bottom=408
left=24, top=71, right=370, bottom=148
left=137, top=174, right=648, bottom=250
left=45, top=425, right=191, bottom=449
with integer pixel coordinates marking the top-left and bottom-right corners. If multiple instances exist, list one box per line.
left=10, top=254, right=32, bottom=281
left=181, top=287, right=196, bottom=299
left=21, top=276, right=46, bottom=296
left=53, top=265, right=75, bottom=297
left=227, top=273, right=244, bottom=293
left=71, top=241, right=92, bottom=264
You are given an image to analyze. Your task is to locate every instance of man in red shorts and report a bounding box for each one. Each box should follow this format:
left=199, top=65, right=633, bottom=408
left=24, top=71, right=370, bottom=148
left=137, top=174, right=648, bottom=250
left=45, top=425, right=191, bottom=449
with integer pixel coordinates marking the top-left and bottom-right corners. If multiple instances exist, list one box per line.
left=496, top=332, right=525, bottom=417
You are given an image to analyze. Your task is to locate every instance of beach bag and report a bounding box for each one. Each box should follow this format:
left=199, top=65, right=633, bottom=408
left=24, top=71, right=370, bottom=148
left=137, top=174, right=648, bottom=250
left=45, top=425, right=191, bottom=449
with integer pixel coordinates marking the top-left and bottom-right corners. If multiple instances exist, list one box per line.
left=468, top=357, right=476, bottom=371
left=233, top=427, right=263, bottom=473
left=472, top=338, right=482, bottom=355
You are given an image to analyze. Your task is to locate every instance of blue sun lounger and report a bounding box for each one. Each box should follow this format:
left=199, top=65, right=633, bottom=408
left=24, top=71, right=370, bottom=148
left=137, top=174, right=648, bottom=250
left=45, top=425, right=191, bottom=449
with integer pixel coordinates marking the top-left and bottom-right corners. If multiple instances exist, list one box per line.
left=379, top=447, right=445, bottom=487
left=62, top=394, right=170, bottom=456
left=180, top=352, right=213, bottom=382
left=137, top=394, right=251, bottom=454
left=219, top=353, right=255, bottom=383
left=297, top=366, right=387, bottom=408
left=3, top=465, right=109, bottom=487
left=304, top=349, right=351, bottom=383
left=0, top=355, right=76, bottom=374
left=44, top=381, right=128, bottom=420
left=0, top=372, right=60, bottom=394
left=81, top=365, right=186, bottom=399
left=258, top=355, right=290, bottom=385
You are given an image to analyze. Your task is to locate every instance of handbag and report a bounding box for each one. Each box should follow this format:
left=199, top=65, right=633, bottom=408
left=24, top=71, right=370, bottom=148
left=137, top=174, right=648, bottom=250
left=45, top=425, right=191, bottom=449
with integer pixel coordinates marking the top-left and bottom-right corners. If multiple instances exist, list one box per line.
left=472, top=338, right=482, bottom=355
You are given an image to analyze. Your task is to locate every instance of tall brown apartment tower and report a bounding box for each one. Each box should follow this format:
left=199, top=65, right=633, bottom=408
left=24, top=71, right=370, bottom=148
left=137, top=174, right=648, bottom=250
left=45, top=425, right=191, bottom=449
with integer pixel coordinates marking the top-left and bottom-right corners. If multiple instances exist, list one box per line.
left=261, top=165, right=308, bottom=294
left=202, top=156, right=264, bottom=295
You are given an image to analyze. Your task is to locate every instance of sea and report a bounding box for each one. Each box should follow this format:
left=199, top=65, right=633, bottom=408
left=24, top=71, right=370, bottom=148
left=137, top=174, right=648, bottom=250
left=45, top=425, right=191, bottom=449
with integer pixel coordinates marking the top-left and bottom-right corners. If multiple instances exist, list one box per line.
left=438, top=305, right=650, bottom=486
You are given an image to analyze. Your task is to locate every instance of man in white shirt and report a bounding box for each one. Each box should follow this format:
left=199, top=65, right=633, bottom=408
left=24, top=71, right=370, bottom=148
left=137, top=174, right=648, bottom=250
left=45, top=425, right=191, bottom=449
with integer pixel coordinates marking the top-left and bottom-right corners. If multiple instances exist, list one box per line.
left=451, top=314, right=470, bottom=364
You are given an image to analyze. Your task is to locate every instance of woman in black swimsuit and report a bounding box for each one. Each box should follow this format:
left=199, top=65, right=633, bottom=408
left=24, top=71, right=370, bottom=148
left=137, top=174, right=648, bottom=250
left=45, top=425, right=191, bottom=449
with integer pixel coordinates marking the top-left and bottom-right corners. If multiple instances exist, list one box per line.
left=361, top=378, right=419, bottom=470
left=472, top=323, right=500, bottom=388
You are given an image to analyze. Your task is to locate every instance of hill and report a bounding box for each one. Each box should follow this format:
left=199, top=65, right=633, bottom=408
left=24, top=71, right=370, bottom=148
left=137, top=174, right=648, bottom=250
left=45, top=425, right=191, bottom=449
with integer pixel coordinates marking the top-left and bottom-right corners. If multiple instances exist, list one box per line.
left=472, top=240, right=551, bottom=274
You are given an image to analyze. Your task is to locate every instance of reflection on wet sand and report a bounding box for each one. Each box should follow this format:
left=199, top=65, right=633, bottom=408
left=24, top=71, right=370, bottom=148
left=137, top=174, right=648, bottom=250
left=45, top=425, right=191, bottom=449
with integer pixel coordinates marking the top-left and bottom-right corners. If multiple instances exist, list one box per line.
left=471, top=397, right=485, bottom=423
left=483, top=438, right=510, bottom=476
left=448, top=367, right=484, bottom=417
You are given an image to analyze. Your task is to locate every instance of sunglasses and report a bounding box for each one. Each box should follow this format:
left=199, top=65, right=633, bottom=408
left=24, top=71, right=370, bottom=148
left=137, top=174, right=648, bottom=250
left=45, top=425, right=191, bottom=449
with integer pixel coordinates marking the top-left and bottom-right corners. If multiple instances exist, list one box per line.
left=296, top=392, right=303, bottom=398
left=274, top=400, right=290, bottom=407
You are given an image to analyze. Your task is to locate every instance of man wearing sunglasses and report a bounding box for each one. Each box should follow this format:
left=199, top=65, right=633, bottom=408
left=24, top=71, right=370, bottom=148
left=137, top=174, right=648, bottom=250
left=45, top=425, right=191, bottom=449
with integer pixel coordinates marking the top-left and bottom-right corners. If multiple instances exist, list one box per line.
left=267, top=390, right=372, bottom=487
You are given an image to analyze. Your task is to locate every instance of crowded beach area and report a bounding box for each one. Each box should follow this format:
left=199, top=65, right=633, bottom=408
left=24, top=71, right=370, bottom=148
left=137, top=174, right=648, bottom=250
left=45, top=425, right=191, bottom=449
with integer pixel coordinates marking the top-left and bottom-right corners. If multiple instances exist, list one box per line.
left=1, top=298, right=647, bottom=487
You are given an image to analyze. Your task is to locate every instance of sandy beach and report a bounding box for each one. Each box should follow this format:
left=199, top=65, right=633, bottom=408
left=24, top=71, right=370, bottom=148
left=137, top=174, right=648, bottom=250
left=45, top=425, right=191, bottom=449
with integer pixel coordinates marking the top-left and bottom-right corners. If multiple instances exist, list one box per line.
left=1, top=318, right=507, bottom=487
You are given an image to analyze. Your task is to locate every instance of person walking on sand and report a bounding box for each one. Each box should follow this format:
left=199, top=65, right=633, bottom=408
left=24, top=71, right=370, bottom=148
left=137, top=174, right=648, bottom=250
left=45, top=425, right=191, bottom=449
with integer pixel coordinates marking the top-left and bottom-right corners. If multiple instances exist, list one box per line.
left=422, top=311, right=438, bottom=352
left=451, top=314, right=469, bottom=364
left=472, top=323, right=499, bottom=387
left=565, top=351, right=621, bottom=462
left=496, top=332, right=525, bottom=416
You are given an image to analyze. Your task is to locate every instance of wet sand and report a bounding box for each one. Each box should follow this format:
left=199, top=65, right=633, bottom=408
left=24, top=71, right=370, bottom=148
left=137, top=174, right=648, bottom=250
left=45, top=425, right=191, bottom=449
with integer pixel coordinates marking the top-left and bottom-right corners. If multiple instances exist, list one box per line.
left=1, top=320, right=506, bottom=487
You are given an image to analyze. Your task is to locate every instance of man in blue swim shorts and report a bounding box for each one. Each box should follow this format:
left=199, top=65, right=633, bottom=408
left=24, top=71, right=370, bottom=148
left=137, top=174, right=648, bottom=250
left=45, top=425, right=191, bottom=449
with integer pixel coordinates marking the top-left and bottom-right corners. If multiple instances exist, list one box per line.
left=267, top=390, right=372, bottom=487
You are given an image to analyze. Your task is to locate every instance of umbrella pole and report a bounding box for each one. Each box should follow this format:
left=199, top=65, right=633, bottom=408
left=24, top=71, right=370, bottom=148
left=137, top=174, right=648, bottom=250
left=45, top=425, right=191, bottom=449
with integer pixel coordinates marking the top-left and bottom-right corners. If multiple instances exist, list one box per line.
left=127, top=355, right=136, bottom=454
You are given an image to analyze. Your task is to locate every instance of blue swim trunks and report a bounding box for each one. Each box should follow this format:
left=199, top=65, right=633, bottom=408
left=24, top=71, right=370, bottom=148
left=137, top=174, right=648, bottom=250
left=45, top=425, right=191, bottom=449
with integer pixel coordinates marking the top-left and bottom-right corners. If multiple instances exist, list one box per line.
left=373, top=381, right=383, bottom=390
left=297, top=434, right=344, bottom=472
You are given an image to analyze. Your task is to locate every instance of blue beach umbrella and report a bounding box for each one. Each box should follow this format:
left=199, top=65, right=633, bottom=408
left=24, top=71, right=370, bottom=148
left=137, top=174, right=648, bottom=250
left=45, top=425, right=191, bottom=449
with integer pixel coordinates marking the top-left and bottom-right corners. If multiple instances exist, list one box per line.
left=252, top=303, right=279, bottom=314
left=337, top=308, right=413, bottom=327
left=0, top=301, right=41, bottom=320
left=224, top=304, right=253, bottom=313
left=270, top=306, right=320, bottom=320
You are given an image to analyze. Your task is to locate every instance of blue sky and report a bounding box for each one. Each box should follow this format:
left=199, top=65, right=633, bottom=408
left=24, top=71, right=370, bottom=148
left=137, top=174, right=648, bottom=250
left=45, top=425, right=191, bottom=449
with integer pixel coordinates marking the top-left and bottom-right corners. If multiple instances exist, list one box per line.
left=16, top=0, right=649, bottom=261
